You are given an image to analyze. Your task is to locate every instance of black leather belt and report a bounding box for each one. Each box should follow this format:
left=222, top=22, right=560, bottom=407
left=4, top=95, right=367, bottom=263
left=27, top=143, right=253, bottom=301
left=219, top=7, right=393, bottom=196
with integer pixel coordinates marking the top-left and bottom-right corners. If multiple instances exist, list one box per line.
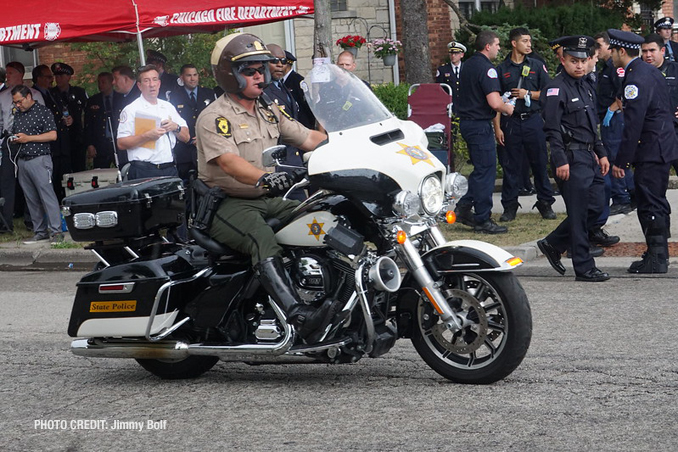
left=568, top=143, right=594, bottom=151
left=517, top=111, right=536, bottom=120
left=131, top=160, right=175, bottom=169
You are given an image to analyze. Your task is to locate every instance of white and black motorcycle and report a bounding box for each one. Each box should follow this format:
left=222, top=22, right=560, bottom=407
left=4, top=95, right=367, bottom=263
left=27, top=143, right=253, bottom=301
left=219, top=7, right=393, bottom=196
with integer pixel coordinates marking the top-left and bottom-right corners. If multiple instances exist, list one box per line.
left=64, top=63, right=531, bottom=384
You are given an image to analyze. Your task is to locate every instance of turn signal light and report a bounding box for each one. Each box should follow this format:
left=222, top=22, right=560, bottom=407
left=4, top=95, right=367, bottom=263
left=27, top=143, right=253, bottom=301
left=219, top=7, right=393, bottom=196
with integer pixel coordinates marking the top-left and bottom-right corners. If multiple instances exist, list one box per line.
left=506, top=257, right=523, bottom=267
left=396, top=230, right=407, bottom=244
left=445, top=211, right=456, bottom=224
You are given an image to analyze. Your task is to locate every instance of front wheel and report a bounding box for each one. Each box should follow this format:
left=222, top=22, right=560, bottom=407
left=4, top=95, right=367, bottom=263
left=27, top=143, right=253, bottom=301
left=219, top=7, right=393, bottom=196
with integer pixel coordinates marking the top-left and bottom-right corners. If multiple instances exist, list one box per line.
left=411, top=272, right=531, bottom=384
left=135, top=356, right=219, bottom=380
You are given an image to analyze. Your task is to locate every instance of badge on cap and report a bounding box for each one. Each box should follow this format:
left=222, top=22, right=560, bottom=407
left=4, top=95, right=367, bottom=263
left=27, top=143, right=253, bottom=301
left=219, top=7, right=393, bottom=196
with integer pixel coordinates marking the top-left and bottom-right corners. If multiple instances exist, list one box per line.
left=624, top=84, right=638, bottom=100
left=216, top=117, right=232, bottom=137
left=579, top=37, right=587, bottom=48
left=487, top=68, right=498, bottom=79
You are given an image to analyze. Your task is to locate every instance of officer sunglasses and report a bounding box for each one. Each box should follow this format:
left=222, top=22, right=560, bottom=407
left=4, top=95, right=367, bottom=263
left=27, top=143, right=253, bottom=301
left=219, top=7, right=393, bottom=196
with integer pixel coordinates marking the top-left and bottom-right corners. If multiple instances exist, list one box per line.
left=239, top=66, right=266, bottom=77
left=269, top=58, right=286, bottom=65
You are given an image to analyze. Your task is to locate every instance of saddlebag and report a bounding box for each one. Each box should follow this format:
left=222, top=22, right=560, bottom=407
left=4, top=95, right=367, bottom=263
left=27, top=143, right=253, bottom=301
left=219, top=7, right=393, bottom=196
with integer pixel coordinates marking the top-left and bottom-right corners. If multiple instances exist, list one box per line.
left=67, top=253, right=200, bottom=338
left=62, top=177, right=185, bottom=242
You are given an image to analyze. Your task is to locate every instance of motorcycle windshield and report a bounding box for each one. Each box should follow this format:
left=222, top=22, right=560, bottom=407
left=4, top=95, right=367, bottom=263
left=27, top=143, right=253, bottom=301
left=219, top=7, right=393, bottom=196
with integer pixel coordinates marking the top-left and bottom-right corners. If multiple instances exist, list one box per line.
left=301, top=63, right=393, bottom=132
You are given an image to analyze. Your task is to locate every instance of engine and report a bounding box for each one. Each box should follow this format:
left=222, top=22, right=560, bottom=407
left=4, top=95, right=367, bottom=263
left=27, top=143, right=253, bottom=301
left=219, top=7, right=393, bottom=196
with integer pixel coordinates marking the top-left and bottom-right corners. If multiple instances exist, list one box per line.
left=289, top=251, right=355, bottom=304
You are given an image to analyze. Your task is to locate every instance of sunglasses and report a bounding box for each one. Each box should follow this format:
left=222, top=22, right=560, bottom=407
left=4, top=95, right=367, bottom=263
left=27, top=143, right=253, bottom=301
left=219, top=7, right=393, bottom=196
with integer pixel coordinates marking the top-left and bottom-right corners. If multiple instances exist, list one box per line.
left=269, top=58, right=288, bottom=65
left=240, top=66, right=266, bottom=77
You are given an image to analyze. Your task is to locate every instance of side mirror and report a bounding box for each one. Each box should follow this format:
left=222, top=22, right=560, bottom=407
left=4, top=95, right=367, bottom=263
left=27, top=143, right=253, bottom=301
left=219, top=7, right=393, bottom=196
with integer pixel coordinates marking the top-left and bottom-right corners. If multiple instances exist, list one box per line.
left=262, top=145, right=287, bottom=167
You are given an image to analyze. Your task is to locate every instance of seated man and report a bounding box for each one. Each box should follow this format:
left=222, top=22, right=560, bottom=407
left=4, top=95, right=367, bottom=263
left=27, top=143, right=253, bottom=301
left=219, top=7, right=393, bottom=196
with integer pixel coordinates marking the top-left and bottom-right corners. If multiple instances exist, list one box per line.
left=195, top=33, right=340, bottom=343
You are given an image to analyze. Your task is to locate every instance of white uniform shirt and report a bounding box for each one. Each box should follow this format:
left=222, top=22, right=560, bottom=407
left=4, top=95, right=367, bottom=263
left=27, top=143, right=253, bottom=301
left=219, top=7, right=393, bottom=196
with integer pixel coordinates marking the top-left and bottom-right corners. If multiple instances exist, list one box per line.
left=117, top=96, right=187, bottom=164
left=0, top=87, right=45, bottom=137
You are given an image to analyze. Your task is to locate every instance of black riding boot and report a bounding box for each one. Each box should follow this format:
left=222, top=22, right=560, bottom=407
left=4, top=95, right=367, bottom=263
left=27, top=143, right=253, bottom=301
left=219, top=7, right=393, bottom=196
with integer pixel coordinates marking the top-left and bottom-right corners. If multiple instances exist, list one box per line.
left=255, top=256, right=340, bottom=343
left=628, top=219, right=668, bottom=274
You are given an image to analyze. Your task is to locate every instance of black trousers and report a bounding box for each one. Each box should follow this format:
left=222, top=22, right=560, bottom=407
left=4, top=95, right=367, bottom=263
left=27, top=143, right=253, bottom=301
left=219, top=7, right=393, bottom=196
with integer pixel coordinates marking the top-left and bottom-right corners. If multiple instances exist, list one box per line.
left=546, top=148, right=605, bottom=276
left=633, top=160, right=671, bottom=234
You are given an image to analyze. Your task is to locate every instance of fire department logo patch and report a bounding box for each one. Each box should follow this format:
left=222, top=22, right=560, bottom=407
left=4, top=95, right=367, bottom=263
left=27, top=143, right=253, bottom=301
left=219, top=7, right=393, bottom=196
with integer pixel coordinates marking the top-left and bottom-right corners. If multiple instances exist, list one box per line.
left=216, top=117, right=232, bottom=137
left=396, top=142, right=434, bottom=166
left=307, top=218, right=326, bottom=241
left=154, top=15, right=170, bottom=27
left=624, top=84, right=638, bottom=100
left=617, top=67, right=625, bottom=77
left=44, top=23, right=61, bottom=41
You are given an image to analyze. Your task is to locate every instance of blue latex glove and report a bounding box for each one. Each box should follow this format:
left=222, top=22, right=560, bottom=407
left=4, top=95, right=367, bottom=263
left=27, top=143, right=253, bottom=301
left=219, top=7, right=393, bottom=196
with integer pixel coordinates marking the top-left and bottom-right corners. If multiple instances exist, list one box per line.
left=602, top=108, right=615, bottom=127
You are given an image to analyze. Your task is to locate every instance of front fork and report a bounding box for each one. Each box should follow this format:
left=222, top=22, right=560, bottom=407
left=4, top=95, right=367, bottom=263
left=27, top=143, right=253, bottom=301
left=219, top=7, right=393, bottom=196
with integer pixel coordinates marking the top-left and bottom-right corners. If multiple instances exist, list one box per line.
left=397, top=225, right=463, bottom=333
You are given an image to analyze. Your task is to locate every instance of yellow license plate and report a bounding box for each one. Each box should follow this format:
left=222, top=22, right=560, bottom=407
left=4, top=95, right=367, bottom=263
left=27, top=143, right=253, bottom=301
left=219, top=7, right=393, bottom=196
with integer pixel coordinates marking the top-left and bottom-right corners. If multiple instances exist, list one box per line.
left=89, top=301, right=137, bottom=313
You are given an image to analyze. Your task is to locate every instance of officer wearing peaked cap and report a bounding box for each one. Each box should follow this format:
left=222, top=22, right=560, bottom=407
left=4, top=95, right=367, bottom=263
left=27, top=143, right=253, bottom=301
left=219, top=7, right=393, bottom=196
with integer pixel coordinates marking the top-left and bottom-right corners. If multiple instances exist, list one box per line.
left=608, top=29, right=678, bottom=273
left=146, top=49, right=178, bottom=100
left=435, top=41, right=466, bottom=115
left=538, top=35, right=611, bottom=282
left=654, top=17, right=678, bottom=61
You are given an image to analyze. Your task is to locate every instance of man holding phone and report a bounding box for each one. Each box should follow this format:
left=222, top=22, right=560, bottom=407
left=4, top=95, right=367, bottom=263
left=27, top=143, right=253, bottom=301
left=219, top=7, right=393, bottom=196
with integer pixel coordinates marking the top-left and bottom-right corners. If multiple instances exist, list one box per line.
left=117, top=64, right=189, bottom=180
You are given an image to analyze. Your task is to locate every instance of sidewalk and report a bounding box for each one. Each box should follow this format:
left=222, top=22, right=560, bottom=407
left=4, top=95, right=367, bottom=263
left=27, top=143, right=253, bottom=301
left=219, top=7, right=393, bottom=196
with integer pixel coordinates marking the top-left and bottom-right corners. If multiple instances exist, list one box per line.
left=0, top=187, right=676, bottom=271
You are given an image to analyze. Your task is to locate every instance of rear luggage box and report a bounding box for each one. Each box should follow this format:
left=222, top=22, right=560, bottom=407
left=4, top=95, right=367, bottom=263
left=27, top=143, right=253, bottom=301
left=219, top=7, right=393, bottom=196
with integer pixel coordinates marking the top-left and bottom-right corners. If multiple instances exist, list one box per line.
left=62, top=168, right=121, bottom=196
left=62, top=177, right=185, bottom=242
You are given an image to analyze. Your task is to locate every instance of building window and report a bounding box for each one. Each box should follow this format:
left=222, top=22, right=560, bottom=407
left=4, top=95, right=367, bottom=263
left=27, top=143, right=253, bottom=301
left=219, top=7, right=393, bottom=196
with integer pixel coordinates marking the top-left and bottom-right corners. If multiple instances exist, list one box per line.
left=459, top=1, right=499, bottom=18
left=331, top=0, right=347, bottom=12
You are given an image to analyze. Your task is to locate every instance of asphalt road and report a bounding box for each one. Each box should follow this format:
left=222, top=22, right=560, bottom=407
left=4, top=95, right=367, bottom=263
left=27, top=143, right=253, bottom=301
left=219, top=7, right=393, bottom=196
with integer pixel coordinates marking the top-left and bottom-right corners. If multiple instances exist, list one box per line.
left=1, top=267, right=677, bottom=451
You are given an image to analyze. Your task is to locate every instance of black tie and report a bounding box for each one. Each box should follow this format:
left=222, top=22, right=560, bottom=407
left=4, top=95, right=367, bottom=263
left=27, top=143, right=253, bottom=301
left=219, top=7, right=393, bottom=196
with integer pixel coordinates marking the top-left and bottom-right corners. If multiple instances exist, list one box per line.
left=104, top=95, right=112, bottom=114
left=454, top=66, right=459, bottom=77
left=190, top=90, right=197, bottom=106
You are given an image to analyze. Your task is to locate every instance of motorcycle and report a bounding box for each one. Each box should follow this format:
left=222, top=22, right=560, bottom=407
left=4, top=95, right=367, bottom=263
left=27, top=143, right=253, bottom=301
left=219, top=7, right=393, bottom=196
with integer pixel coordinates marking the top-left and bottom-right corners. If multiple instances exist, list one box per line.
left=64, top=63, right=531, bottom=384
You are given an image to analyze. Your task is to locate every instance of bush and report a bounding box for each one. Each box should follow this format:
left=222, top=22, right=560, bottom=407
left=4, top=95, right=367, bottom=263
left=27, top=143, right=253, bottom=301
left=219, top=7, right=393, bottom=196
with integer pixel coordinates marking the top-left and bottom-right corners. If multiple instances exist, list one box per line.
left=372, top=82, right=410, bottom=120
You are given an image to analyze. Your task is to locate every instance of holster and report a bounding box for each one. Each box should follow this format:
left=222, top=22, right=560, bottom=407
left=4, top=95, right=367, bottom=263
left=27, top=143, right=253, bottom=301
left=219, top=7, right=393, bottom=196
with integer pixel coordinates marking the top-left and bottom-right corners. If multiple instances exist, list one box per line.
left=189, top=175, right=228, bottom=231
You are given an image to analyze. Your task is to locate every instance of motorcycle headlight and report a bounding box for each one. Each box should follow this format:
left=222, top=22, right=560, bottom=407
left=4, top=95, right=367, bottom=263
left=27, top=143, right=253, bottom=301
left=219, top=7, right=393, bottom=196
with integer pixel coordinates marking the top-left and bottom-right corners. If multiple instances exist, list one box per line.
left=393, top=190, right=421, bottom=218
left=445, top=173, right=468, bottom=199
left=419, top=175, right=444, bottom=215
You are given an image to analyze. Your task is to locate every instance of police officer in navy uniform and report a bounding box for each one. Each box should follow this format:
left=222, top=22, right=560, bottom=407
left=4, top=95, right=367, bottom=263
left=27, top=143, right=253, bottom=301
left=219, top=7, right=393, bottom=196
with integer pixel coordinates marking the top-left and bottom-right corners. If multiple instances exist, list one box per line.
left=609, top=29, right=678, bottom=274
left=146, top=50, right=179, bottom=101
left=435, top=41, right=466, bottom=115
left=50, top=62, right=88, bottom=173
left=654, top=17, right=678, bottom=62
left=537, top=36, right=611, bottom=282
left=494, top=27, right=555, bottom=223
left=283, top=51, right=315, bottom=130
left=84, top=72, right=116, bottom=169
left=641, top=33, right=678, bottom=178
left=168, top=64, right=216, bottom=182
left=454, top=30, right=514, bottom=234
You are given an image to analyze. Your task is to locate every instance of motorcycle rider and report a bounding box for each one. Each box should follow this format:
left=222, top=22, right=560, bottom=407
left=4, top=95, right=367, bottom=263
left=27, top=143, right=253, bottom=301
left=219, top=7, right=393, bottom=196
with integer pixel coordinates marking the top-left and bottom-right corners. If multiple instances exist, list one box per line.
left=195, top=33, right=340, bottom=343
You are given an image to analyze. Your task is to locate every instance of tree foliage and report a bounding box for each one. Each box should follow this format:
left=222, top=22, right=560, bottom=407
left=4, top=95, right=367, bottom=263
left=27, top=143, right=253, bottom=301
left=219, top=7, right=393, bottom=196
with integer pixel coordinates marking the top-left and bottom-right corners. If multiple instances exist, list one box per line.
left=71, top=32, right=226, bottom=93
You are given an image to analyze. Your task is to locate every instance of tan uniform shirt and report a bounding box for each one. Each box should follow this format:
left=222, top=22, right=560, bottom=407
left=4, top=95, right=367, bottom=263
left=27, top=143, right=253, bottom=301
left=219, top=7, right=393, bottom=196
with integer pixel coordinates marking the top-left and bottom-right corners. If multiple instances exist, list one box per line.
left=196, top=94, right=310, bottom=198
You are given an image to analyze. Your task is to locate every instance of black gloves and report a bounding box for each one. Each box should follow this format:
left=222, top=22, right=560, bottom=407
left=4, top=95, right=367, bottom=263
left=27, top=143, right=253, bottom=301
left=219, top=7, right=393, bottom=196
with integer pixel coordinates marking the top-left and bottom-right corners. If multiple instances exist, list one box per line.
left=256, top=172, right=296, bottom=196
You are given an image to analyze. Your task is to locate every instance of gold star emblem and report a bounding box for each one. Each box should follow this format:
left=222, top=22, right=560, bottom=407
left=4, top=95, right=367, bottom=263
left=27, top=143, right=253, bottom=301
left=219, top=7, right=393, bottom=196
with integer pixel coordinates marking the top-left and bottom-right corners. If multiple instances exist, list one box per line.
left=396, top=142, right=434, bottom=166
left=307, top=218, right=326, bottom=241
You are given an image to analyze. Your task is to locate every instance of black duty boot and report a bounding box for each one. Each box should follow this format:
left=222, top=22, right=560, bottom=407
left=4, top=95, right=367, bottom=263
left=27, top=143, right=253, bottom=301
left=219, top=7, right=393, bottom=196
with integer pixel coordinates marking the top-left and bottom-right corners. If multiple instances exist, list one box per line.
left=628, top=235, right=668, bottom=274
left=532, top=200, right=556, bottom=220
left=499, top=202, right=521, bottom=222
left=255, top=256, right=341, bottom=343
left=474, top=218, right=508, bottom=234
left=589, top=227, right=620, bottom=247
left=454, top=204, right=476, bottom=227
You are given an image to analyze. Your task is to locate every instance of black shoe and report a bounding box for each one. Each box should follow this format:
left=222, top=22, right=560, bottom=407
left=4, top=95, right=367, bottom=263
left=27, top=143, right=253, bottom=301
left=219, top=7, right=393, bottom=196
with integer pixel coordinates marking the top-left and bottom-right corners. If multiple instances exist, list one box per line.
left=474, top=219, right=508, bottom=234
left=627, top=253, right=668, bottom=274
left=566, top=245, right=604, bottom=258
left=575, top=267, right=610, bottom=282
left=537, top=239, right=565, bottom=275
left=454, top=204, right=475, bottom=227
left=518, top=187, right=535, bottom=196
left=609, top=203, right=633, bottom=215
left=533, top=201, right=556, bottom=220
left=589, top=227, right=620, bottom=247
left=499, top=202, right=521, bottom=222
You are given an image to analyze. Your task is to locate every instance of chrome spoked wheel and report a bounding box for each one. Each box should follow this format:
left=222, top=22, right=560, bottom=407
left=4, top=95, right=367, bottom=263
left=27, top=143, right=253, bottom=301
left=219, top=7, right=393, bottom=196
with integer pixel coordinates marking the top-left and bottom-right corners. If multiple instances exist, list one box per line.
left=411, top=272, right=532, bottom=384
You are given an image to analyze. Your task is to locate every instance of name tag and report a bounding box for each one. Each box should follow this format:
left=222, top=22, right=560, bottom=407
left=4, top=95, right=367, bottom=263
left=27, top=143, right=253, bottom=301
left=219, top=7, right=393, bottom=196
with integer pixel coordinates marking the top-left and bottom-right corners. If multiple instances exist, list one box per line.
left=571, top=98, right=579, bottom=102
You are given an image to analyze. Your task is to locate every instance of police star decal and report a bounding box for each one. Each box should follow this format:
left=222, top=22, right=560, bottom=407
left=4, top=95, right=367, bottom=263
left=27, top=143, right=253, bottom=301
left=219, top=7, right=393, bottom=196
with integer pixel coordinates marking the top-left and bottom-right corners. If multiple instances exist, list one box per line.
left=396, top=143, right=435, bottom=166
left=307, top=218, right=326, bottom=241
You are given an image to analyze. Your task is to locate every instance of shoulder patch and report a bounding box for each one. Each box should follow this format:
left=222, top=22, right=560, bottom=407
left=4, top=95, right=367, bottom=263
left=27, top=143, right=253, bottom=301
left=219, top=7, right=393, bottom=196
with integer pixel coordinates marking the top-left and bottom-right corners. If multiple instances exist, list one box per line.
left=616, top=67, right=625, bottom=77
left=215, top=117, right=232, bottom=137
left=546, top=87, right=560, bottom=97
left=624, top=84, right=638, bottom=100
left=487, top=68, right=498, bottom=79
left=119, top=111, right=127, bottom=123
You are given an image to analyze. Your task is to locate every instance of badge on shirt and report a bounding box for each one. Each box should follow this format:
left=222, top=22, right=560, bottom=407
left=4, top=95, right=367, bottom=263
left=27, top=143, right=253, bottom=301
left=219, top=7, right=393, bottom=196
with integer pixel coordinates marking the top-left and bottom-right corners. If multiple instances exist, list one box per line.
left=521, top=65, right=530, bottom=77
left=263, top=108, right=277, bottom=123
left=487, top=68, right=498, bottom=79
left=624, top=84, right=639, bottom=100
left=215, top=117, right=232, bottom=137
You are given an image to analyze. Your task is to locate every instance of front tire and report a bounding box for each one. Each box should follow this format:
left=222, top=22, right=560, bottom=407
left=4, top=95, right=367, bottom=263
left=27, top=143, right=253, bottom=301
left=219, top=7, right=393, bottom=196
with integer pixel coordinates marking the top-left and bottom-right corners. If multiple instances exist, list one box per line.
left=135, top=356, right=219, bottom=380
left=411, top=272, right=531, bottom=384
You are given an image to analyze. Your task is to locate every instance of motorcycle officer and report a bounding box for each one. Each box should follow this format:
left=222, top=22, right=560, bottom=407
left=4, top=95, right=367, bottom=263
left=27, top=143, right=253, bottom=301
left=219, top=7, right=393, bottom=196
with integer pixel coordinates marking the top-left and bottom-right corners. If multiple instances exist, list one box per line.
left=195, top=33, right=340, bottom=343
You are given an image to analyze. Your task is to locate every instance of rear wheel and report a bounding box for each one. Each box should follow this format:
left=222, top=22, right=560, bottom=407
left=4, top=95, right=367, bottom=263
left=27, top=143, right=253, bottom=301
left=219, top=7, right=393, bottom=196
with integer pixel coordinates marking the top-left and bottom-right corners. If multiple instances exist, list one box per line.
left=411, top=272, right=531, bottom=384
left=135, top=356, right=219, bottom=380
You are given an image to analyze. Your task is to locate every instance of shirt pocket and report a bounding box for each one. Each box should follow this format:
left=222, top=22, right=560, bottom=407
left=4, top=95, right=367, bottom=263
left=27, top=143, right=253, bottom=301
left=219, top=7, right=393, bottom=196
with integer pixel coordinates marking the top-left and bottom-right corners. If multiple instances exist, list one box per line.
left=565, top=98, right=586, bottom=116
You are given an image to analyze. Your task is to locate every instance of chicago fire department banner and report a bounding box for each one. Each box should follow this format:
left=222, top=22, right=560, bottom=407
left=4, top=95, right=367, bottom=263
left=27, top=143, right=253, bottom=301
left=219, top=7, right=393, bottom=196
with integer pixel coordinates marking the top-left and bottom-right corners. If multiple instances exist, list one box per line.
left=0, top=0, right=313, bottom=47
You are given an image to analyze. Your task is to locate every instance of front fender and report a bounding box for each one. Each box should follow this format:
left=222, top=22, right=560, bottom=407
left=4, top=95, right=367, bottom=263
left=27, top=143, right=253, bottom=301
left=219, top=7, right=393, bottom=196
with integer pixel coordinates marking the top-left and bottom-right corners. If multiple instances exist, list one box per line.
left=421, top=239, right=523, bottom=275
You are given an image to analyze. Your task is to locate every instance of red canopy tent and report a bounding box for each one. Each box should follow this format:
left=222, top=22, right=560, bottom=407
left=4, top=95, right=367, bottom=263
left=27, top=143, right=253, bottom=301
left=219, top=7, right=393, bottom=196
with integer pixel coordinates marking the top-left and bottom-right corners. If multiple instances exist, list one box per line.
left=0, top=1, right=313, bottom=61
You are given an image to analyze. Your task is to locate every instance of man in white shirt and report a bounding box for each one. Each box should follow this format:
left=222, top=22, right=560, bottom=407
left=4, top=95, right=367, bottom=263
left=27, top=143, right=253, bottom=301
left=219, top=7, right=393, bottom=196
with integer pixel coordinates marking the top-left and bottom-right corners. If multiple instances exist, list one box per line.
left=117, top=65, right=189, bottom=180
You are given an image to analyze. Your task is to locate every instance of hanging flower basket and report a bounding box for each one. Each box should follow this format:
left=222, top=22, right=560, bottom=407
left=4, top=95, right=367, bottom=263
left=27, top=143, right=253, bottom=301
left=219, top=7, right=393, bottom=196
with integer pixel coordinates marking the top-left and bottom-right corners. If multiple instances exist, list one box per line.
left=336, top=35, right=367, bottom=54
left=369, top=38, right=402, bottom=64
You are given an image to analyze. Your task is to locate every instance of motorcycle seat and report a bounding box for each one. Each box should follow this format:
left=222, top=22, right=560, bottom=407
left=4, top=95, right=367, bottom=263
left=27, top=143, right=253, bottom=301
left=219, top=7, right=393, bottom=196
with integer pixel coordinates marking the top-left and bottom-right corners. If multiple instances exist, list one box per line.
left=188, top=217, right=282, bottom=258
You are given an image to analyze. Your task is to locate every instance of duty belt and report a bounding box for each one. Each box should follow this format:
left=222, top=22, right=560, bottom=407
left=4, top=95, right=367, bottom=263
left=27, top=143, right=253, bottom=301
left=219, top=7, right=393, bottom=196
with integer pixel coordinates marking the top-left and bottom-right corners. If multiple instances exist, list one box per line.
left=567, top=143, right=594, bottom=151
left=131, top=160, right=176, bottom=169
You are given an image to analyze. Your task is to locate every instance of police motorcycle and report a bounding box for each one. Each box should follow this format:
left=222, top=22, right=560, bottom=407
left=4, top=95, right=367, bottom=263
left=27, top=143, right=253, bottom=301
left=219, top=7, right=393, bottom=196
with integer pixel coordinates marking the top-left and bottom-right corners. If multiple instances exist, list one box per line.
left=64, top=62, right=531, bottom=384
